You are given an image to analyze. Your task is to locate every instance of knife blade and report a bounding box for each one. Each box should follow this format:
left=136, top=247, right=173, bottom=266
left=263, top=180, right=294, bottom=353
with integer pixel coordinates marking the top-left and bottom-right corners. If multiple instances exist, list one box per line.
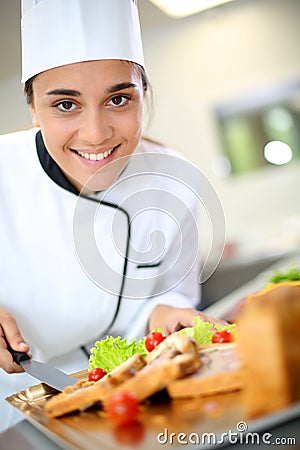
left=8, top=345, right=78, bottom=391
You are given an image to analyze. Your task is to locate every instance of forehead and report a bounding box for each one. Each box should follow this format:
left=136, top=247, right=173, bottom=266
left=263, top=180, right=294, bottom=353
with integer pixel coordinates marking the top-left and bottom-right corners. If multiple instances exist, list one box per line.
left=33, top=60, right=140, bottom=91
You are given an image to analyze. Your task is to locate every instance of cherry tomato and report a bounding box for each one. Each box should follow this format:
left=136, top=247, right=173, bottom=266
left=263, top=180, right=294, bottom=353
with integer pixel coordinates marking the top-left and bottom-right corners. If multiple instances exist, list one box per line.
left=212, top=330, right=233, bottom=344
left=88, top=367, right=107, bottom=382
left=145, top=331, right=166, bottom=352
left=105, top=392, right=140, bottom=426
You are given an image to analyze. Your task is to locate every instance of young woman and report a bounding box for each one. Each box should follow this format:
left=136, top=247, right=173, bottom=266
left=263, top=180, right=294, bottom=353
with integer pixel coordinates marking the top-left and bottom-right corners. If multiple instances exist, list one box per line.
left=0, top=0, right=224, bottom=430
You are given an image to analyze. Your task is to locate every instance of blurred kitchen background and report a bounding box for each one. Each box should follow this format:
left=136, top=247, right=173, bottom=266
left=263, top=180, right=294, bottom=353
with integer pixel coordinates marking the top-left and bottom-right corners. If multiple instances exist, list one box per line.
left=1, top=0, right=300, bottom=307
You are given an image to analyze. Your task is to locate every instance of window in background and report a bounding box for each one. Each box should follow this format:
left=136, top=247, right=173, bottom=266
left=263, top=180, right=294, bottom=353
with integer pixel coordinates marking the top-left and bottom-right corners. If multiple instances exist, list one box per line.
left=215, top=82, right=300, bottom=176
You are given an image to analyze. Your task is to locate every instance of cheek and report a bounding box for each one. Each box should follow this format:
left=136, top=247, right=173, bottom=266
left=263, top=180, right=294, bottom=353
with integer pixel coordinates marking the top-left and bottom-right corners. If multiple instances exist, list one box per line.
left=38, top=127, right=74, bottom=170
left=40, top=120, right=73, bottom=150
left=123, top=107, right=143, bottom=141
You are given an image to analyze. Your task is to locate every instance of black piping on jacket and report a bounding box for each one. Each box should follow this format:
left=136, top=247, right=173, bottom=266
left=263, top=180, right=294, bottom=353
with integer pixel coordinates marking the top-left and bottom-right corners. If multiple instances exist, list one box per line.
left=36, top=131, right=130, bottom=355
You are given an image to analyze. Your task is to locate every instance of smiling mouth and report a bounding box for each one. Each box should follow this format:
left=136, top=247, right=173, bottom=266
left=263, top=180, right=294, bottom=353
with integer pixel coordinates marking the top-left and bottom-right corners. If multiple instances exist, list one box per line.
left=72, top=145, right=119, bottom=161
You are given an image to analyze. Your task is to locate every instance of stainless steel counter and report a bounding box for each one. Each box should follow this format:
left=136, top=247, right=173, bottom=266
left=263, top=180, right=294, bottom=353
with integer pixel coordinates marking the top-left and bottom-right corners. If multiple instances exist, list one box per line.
left=1, top=411, right=299, bottom=450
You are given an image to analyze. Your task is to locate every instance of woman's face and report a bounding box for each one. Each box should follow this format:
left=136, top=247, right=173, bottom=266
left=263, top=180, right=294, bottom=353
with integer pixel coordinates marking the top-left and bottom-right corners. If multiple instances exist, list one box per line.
left=30, top=60, right=144, bottom=192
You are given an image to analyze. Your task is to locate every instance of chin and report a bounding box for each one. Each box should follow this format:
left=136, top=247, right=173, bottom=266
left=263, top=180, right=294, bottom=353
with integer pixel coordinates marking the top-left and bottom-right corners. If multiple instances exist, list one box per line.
left=84, top=158, right=129, bottom=193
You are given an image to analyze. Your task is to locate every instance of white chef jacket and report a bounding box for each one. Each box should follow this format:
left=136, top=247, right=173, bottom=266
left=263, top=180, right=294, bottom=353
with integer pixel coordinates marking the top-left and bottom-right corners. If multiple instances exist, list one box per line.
left=0, top=128, right=201, bottom=430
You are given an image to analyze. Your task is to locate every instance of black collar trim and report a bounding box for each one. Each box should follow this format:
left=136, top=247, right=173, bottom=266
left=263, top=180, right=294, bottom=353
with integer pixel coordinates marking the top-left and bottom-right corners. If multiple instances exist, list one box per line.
left=36, top=130, right=78, bottom=195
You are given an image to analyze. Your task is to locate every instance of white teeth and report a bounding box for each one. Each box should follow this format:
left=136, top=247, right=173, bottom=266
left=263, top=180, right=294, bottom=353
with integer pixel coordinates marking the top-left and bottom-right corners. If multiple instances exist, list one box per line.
left=77, top=148, right=113, bottom=160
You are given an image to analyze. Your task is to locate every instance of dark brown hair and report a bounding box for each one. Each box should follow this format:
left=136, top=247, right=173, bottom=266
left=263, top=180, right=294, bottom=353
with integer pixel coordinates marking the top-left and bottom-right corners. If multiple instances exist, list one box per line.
left=24, top=74, right=35, bottom=105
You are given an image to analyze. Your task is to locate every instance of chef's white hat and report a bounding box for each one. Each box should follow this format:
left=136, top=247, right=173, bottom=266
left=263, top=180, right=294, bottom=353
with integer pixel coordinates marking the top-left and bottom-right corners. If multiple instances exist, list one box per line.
left=21, top=0, right=144, bottom=83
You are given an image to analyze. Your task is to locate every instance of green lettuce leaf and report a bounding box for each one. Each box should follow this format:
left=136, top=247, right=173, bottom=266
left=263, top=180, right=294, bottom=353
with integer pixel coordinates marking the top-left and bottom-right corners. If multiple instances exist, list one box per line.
left=178, top=316, right=236, bottom=345
left=88, top=320, right=236, bottom=373
left=89, top=336, right=147, bottom=373
left=268, top=264, right=300, bottom=284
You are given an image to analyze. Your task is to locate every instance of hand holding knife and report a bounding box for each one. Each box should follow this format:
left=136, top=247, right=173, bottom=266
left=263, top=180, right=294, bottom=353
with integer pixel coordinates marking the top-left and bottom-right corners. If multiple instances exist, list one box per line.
left=0, top=308, right=77, bottom=391
left=7, top=342, right=77, bottom=391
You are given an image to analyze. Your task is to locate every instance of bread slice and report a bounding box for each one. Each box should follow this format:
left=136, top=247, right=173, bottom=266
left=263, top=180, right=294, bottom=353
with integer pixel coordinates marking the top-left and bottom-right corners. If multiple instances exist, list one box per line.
left=167, top=343, right=242, bottom=399
left=237, top=283, right=300, bottom=418
left=112, top=350, right=201, bottom=402
left=45, top=353, right=146, bottom=418
left=145, top=333, right=198, bottom=364
left=45, top=334, right=200, bottom=418
left=112, top=333, right=200, bottom=401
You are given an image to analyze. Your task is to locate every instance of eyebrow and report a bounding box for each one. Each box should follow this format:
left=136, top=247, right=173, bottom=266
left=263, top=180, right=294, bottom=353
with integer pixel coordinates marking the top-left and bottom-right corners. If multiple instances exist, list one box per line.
left=106, top=82, right=137, bottom=94
left=46, top=82, right=137, bottom=97
left=46, top=89, right=81, bottom=96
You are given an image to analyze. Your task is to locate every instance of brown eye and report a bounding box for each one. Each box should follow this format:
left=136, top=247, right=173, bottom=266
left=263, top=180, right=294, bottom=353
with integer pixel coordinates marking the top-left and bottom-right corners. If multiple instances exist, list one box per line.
left=112, top=96, right=123, bottom=105
left=60, top=101, right=74, bottom=110
left=55, top=100, right=77, bottom=112
left=108, top=95, right=129, bottom=107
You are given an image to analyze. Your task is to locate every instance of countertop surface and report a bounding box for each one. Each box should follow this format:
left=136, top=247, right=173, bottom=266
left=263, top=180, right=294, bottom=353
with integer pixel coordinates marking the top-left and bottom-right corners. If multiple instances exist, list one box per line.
left=1, top=406, right=299, bottom=450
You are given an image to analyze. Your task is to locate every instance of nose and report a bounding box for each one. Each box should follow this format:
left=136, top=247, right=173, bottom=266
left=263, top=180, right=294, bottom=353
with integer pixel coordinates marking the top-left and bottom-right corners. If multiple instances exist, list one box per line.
left=78, top=108, right=113, bottom=146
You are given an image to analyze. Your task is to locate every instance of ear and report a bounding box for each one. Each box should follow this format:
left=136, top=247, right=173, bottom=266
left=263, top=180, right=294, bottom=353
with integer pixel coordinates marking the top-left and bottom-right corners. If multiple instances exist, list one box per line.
left=29, top=104, right=39, bottom=127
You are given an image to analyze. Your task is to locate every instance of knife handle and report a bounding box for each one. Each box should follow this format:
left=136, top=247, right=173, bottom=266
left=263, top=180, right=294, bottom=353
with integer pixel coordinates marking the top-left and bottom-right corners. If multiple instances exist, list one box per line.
left=6, top=341, right=30, bottom=364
